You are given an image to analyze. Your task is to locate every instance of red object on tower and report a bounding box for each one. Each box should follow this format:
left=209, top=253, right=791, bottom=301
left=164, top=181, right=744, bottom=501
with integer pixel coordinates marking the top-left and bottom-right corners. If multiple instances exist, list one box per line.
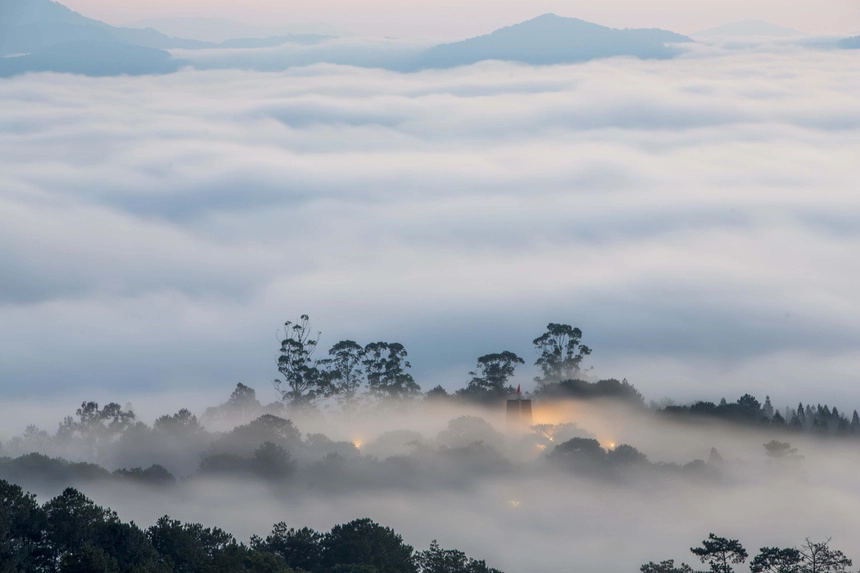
left=516, top=384, right=521, bottom=396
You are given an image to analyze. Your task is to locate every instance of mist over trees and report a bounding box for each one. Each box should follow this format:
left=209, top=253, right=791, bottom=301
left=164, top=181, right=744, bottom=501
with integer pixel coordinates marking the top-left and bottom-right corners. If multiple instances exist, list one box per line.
left=3, top=315, right=860, bottom=492
left=2, top=317, right=859, bottom=572
left=265, top=315, right=860, bottom=444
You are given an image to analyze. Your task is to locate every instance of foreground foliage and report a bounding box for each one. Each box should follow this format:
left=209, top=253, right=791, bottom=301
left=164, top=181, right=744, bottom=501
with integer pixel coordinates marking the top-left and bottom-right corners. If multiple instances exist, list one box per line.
left=0, top=479, right=502, bottom=573
left=642, top=533, right=852, bottom=573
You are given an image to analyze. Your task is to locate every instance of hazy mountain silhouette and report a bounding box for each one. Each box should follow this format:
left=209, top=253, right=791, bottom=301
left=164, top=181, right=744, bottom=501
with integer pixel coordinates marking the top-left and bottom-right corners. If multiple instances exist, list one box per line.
left=0, top=3, right=696, bottom=75
left=695, top=20, right=804, bottom=37
left=412, top=14, right=692, bottom=69
left=838, top=36, right=860, bottom=49
left=125, top=17, right=350, bottom=43
left=0, top=40, right=182, bottom=77
left=0, top=0, right=205, bottom=56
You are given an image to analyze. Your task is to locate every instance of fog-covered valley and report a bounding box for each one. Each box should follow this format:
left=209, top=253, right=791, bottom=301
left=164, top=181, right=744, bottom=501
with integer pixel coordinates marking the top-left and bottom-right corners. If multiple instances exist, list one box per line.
left=3, top=2, right=860, bottom=569
left=2, top=384, right=860, bottom=572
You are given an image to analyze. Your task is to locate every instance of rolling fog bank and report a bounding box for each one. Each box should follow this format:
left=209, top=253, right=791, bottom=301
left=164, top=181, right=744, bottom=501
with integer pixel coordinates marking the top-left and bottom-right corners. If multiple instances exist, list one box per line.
left=2, top=392, right=858, bottom=572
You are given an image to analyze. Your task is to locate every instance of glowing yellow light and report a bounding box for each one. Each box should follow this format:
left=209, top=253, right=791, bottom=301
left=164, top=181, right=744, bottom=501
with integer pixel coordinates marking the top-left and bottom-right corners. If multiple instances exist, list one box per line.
left=535, top=443, right=547, bottom=450
left=353, top=440, right=363, bottom=449
left=507, top=500, right=522, bottom=508
left=531, top=402, right=579, bottom=425
left=607, top=442, right=616, bottom=450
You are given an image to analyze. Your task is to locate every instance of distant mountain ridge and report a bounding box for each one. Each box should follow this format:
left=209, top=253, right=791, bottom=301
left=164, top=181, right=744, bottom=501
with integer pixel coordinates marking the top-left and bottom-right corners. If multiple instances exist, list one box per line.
left=0, top=40, right=183, bottom=77
left=0, top=2, right=696, bottom=76
left=413, top=14, right=693, bottom=69
left=838, top=35, right=860, bottom=49
left=0, top=0, right=206, bottom=55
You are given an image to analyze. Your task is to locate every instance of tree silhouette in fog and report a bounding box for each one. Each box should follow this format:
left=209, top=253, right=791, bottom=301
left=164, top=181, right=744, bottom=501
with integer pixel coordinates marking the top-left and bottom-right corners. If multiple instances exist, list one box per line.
left=690, top=533, right=748, bottom=573
left=640, top=560, right=695, bottom=573
left=416, top=540, right=504, bottom=573
left=532, top=323, right=591, bottom=385
left=362, top=342, right=420, bottom=399
left=647, top=535, right=852, bottom=573
left=318, top=340, right=367, bottom=408
left=459, top=351, right=524, bottom=402
left=275, top=315, right=330, bottom=407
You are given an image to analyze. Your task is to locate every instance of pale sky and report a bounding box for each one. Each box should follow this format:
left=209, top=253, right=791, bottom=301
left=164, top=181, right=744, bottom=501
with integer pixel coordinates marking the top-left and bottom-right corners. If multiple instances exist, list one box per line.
left=60, top=0, right=860, bottom=38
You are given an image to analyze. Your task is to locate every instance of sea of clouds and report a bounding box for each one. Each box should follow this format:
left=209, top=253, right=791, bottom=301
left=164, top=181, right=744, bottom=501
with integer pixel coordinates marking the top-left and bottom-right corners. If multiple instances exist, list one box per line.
left=1, top=43, right=860, bottom=418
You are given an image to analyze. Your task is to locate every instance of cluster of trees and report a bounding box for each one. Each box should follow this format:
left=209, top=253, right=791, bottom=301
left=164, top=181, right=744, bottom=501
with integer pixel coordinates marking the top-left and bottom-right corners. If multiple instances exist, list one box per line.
left=273, top=316, right=597, bottom=407
left=1, top=394, right=324, bottom=480
left=642, top=533, right=853, bottom=573
left=658, top=395, right=860, bottom=437
left=272, top=316, right=420, bottom=407
left=546, top=437, right=716, bottom=481
left=0, top=479, right=503, bottom=573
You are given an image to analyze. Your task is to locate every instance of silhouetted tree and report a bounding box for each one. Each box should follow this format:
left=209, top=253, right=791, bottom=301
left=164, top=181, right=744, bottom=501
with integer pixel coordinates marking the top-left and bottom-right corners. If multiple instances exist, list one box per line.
left=750, top=547, right=802, bottom=573
left=56, top=402, right=136, bottom=456
left=532, top=323, right=591, bottom=384
left=461, top=352, right=524, bottom=400
left=416, top=540, right=503, bottom=573
left=204, top=383, right=266, bottom=423
left=319, top=340, right=367, bottom=408
left=154, top=409, right=203, bottom=438
left=251, top=442, right=296, bottom=480
left=764, top=441, right=801, bottom=460
left=640, top=561, right=695, bottom=573
left=690, top=534, right=748, bottom=573
left=797, top=538, right=852, bottom=573
left=547, top=437, right=607, bottom=473
left=424, top=386, right=451, bottom=401
left=275, top=315, right=329, bottom=407
left=113, top=464, right=176, bottom=487
left=763, top=396, right=774, bottom=419
left=363, top=342, right=420, bottom=399
left=147, top=516, right=236, bottom=573
left=0, top=480, right=45, bottom=571
left=321, top=518, right=416, bottom=573
left=772, top=411, right=787, bottom=427
left=252, top=524, right=323, bottom=572
left=208, top=414, right=301, bottom=457
left=606, top=444, right=648, bottom=465
left=736, top=394, right=762, bottom=420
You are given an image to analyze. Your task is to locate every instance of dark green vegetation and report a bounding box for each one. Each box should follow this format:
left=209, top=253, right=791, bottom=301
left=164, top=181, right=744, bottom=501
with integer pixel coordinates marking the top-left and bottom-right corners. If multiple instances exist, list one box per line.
left=656, top=394, right=860, bottom=437
left=273, top=315, right=637, bottom=407
left=642, top=533, right=852, bottom=573
left=0, top=479, right=502, bottom=573
left=273, top=314, right=860, bottom=440
left=2, top=316, right=859, bottom=493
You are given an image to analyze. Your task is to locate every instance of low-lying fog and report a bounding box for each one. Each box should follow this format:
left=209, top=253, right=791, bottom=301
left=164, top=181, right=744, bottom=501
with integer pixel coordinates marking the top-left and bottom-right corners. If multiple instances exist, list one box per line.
left=2, top=392, right=858, bottom=572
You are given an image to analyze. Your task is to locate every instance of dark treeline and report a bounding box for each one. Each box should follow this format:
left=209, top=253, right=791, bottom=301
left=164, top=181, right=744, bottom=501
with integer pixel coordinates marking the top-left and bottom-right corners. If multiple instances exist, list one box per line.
left=656, top=394, right=860, bottom=438
left=0, top=478, right=503, bottom=573
left=272, top=315, right=860, bottom=440
left=642, top=533, right=853, bottom=573
left=3, top=316, right=859, bottom=493
left=273, top=316, right=635, bottom=407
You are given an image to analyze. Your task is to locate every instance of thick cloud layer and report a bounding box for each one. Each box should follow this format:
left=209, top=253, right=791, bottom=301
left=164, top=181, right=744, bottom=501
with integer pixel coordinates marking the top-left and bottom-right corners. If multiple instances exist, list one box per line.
left=2, top=46, right=860, bottom=411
